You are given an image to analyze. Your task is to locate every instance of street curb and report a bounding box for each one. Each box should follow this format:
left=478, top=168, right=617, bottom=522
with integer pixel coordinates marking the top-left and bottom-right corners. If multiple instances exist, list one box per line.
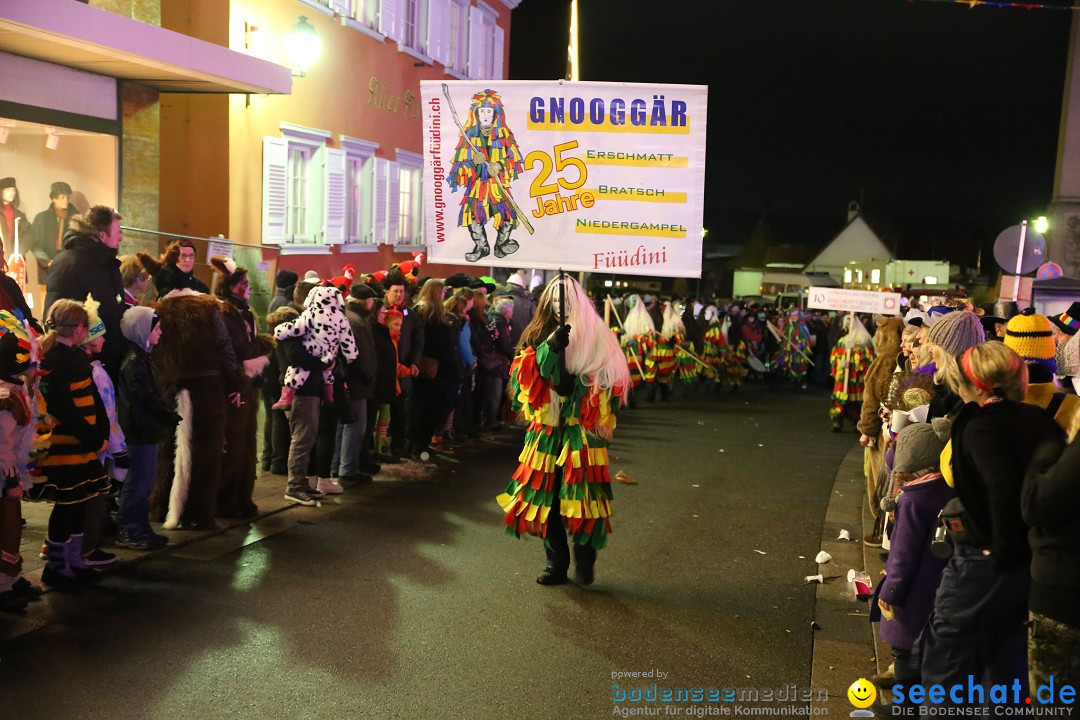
left=809, top=441, right=878, bottom=716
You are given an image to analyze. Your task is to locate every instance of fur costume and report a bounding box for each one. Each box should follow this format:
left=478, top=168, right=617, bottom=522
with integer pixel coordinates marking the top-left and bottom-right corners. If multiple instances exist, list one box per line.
left=149, top=290, right=240, bottom=530
left=856, top=317, right=904, bottom=522
left=274, top=285, right=358, bottom=390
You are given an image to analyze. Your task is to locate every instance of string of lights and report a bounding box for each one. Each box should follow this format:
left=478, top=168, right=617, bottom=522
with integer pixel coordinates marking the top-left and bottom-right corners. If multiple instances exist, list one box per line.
left=903, top=0, right=1078, bottom=10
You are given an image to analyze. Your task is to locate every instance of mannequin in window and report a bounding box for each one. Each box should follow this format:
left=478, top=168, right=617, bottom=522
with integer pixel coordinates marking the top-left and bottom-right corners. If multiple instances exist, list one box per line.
left=29, top=181, right=74, bottom=275
left=0, top=178, right=30, bottom=260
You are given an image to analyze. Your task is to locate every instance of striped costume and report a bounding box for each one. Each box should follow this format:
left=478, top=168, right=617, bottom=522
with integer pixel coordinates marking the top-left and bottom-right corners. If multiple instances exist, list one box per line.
left=624, top=333, right=656, bottom=388
left=497, top=342, right=621, bottom=550
left=27, top=343, right=109, bottom=505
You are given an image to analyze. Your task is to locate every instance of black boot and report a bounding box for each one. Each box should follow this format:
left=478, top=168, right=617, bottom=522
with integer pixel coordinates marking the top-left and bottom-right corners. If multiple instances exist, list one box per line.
left=573, top=543, right=596, bottom=586
left=536, top=565, right=569, bottom=585
left=493, top=223, right=519, bottom=258
left=465, top=224, right=490, bottom=262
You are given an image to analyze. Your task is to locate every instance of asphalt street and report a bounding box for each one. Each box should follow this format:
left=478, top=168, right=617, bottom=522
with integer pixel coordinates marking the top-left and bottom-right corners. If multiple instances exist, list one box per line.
left=0, top=382, right=856, bottom=719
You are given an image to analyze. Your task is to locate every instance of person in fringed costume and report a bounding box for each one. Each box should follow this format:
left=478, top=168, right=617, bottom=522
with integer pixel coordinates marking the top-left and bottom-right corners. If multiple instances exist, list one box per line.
left=830, top=315, right=875, bottom=432
left=621, top=294, right=656, bottom=408
left=651, top=302, right=682, bottom=401
left=672, top=302, right=700, bottom=388
left=496, top=275, right=629, bottom=587
left=446, top=89, right=525, bottom=262
left=721, top=312, right=748, bottom=391
left=699, top=305, right=724, bottom=389
left=780, top=309, right=813, bottom=388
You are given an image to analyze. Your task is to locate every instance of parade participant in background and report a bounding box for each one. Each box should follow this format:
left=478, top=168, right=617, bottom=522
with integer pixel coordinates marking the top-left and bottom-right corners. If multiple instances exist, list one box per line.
left=137, top=238, right=208, bottom=299
left=700, top=305, right=725, bottom=391
left=497, top=275, right=629, bottom=587
left=829, top=315, right=874, bottom=432
left=621, top=295, right=657, bottom=407
left=672, top=301, right=700, bottom=391
left=27, top=300, right=110, bottom=592
left=918, top=343, right=1063, bottom=701
left=0, top=312, right=42, bottom=610
left=210, top=257, right=272, bottom=519
left=446, top=89, right=525, bottom=262
left=780, top=308, right=812, bottom=389
left=722, top=310, right=749, bottom=392
left=652, top=301, right=683, bottom=401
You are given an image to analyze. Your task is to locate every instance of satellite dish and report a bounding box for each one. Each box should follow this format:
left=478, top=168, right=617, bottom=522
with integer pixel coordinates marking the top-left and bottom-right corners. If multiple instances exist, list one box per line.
left=1037, top=262, right=1064, bottom=280
left=994, top=224, right=1046, bottom=275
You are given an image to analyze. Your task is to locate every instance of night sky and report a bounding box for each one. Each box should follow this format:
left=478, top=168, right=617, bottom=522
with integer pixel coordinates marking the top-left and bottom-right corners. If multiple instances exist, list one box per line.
left=509, top=0, right=1075, bottom=267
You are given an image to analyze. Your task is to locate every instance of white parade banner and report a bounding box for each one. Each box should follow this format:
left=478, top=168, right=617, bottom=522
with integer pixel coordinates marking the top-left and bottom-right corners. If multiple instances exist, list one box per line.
left=807, top=286, right=902, bottom=316
left=421, top=80, right=708, bottom=277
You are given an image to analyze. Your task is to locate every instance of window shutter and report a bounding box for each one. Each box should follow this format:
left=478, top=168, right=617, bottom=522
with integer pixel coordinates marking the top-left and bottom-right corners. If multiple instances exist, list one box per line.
left=493, top=24, right=504, bottom=80
left=262, top=137, right=287, bottom=245
left=386, top=160, right=401, bottom=244
left=360, top=156, right=376, bottom=244
left=426, top=0, right=448, bottom=65
left=372, top=157, right=389, bottom=244
left=467, top=5, right=484, bottom=79
left=324, top=147, right=347, bottom=245
left=380, top=0, right=403, bottom=42
left=329, top=0, right=349, bottom=14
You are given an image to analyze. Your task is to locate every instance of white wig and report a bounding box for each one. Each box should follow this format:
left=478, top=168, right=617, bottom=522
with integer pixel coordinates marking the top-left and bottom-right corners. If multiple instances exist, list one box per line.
left=660, top=302, right=685, bottom=338
left=545, top=275, right=630, bottom=399
left=623, top=295, right=656, bottom=341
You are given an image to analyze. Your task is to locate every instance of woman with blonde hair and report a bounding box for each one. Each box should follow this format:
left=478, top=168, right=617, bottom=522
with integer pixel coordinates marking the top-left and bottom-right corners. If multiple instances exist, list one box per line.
left=497, top=274, right=629, bottom=586
left=918, top=342, right=1063, bottom=700
left=27, top=299, right=111, bottom=591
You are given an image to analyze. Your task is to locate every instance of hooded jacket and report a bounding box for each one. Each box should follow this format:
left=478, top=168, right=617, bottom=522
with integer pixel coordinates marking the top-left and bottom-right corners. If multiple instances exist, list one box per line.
left=44, top=229, right=127, bottom=377
left=117, top=306, right=179, bottom=445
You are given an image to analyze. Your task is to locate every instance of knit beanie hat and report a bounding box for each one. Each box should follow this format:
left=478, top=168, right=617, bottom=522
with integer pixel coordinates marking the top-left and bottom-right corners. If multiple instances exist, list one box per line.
left=275, top=269, right=298, bottom=288
left=1061, top=331, right=1080, bottom=377
left=82, top=294, right=106, bottom=344
left=1004, top=308, right=1057, bottom=374
left=926, top=310, right=984, bottom=357
left=893, top=420, right=950, bottom=474
left=349, top=283, right=376, bottom=301
left=50, top=181, right=73, bottom=198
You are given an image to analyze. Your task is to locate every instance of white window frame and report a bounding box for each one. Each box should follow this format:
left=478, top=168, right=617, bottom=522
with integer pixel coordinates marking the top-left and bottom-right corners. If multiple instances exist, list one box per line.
left=467, top=2, right=498, bottom=79
left=340, top=135, right=381, bottom=252
left=264, top=123, right=334, bottom=255
left=445, top=0, right=469, bottom=76
left=344, top=0, right=386, bottom=42
left=395, top=148, right=424, bottom=248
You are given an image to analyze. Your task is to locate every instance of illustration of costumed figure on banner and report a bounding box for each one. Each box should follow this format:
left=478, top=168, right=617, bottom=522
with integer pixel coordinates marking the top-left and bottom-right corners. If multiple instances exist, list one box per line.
left=781, top=309, right=812, bottom=388
left=621, top=294, right=657, bottom=409
left=137, top=253, right=242, bottom=530
left=496, top=274, right=629, bottom=587
left=830, top=314, right=875, bottom=432
left=445, top=89, right=525, bottom=262
left=0, top=311, right=44, bottom=609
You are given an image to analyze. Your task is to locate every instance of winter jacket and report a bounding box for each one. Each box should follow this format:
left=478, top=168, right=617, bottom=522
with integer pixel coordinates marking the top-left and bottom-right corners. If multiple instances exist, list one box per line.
left=419, top=314, right=461, bottom=383
left=221, top=296, right=270, bottom=385
left=268, top=286, right=294, bottom=313
left=117, top=336, right=179, bottom=446
left=278, top=336, right=326, bottom=398
left=44, top=229, right=127, bottom=378
left=371, top=320, right=398, bottom=404
left=344, top=303, right=377, bottom=400
left=878, top=474, right=954, bottom=651
left=29, top=204, right=69, bottom=264
left=149, top=262, right=209, bottom=299
left=1023, top=437, right=1080, bottom=627
left=504, top=282, right=535, bottom=348
left=949, top=400, right=1064, bottom=570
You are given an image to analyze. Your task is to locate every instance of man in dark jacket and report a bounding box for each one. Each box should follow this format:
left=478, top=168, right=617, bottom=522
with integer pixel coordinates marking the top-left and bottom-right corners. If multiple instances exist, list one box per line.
left=504, top=270, right=534, bottom=349
left=338, top=284, right=379, bottom=485
left=44, top=205, right=127, bottom=379
left=268, top=269, right=298, bottom=313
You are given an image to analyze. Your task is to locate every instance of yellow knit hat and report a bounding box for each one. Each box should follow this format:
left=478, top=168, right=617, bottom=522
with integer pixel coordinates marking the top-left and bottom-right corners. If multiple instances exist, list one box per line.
left=1004, top=309, right=1056, bottom=372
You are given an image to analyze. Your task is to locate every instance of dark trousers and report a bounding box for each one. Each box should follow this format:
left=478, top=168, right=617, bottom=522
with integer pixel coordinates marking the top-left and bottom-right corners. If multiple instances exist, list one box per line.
left=916, top=547, right=1030, bottom=704
left=543, top=468, right=597, bottom=574
left=262, top=386, right=292, bottom=472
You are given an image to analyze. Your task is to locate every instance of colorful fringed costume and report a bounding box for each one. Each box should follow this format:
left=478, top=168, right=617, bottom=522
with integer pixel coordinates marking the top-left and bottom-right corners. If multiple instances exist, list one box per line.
left=445, top=89, right=525, bottom=232
left=829, top=338, right=874, bottom=421
left=496, top=343, right=621, bottom=550
left=702, top=325, right=724, bottom=376
left=624, top=333, right=655, bottom=388
left=781, top=320, right=812, bottom=383
left=654, top=333, right=679, bottom=382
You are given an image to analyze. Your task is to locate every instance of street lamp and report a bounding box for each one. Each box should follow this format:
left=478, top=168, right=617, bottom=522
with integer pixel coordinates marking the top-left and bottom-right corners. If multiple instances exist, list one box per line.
left=284, top=16, right=320, bottom=77
left=1035, top=216, right=1049, bottom=234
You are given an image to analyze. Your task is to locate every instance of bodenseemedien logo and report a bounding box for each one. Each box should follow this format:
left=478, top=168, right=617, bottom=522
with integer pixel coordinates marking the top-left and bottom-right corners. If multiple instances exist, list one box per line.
left=848, top=678, right=877, bottom=717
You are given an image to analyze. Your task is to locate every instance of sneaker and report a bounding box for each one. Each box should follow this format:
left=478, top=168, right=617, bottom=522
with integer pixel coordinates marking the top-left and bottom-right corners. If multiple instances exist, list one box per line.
left=82, top=548, right=117, bottom=566
left=116, top=530, right=153, bottom=551
left=39, top=542, right=46, bottom=560
left=306, top=478, right=326, bottom=498
left=316, top=477, right=344, bottom=495
left=284, top=491, right=318, bottom=507
left=147, top=531, right=170, bottom=549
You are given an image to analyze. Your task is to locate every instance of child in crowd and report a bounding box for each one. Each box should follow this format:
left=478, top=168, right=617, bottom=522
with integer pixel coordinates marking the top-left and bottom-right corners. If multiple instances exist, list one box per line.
left=873, top=420, right=953, bottom=688
left=0, top=311, right=43, bottom=611
left=78, top=295, right=128, bottom=566
left=272, top=284, right=358, bottom=409
left=116, top=305, right=177, bottom=550
left=26, top=299, right=110, bottom=592
left=374, top=308, right=414, bottom=458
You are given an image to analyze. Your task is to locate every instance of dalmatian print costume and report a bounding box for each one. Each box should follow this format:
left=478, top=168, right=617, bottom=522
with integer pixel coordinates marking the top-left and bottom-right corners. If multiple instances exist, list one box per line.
left=274, top=285, right=358, bottom=389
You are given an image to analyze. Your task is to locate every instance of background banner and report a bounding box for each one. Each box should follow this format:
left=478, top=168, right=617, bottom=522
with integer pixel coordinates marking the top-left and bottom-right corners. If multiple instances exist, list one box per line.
left=421, top=80, right=708, bottom=277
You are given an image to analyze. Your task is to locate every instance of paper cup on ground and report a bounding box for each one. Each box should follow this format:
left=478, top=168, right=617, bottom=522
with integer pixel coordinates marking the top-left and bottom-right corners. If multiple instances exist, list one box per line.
left=815, top=551, right=832, bottom=564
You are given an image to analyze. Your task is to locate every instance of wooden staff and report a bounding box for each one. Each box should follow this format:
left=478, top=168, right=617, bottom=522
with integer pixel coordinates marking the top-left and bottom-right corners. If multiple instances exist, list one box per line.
left=766, top=321, right=815, bottom=366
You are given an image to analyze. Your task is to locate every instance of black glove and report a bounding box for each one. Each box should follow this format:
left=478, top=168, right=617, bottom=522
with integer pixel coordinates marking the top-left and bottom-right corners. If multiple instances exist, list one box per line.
left=546, top=324, right=571, bottom=354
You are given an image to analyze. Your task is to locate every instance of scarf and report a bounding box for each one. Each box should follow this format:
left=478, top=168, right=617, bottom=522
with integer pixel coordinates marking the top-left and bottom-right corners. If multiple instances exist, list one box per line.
left=54, top=205, right=69, bottom=251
